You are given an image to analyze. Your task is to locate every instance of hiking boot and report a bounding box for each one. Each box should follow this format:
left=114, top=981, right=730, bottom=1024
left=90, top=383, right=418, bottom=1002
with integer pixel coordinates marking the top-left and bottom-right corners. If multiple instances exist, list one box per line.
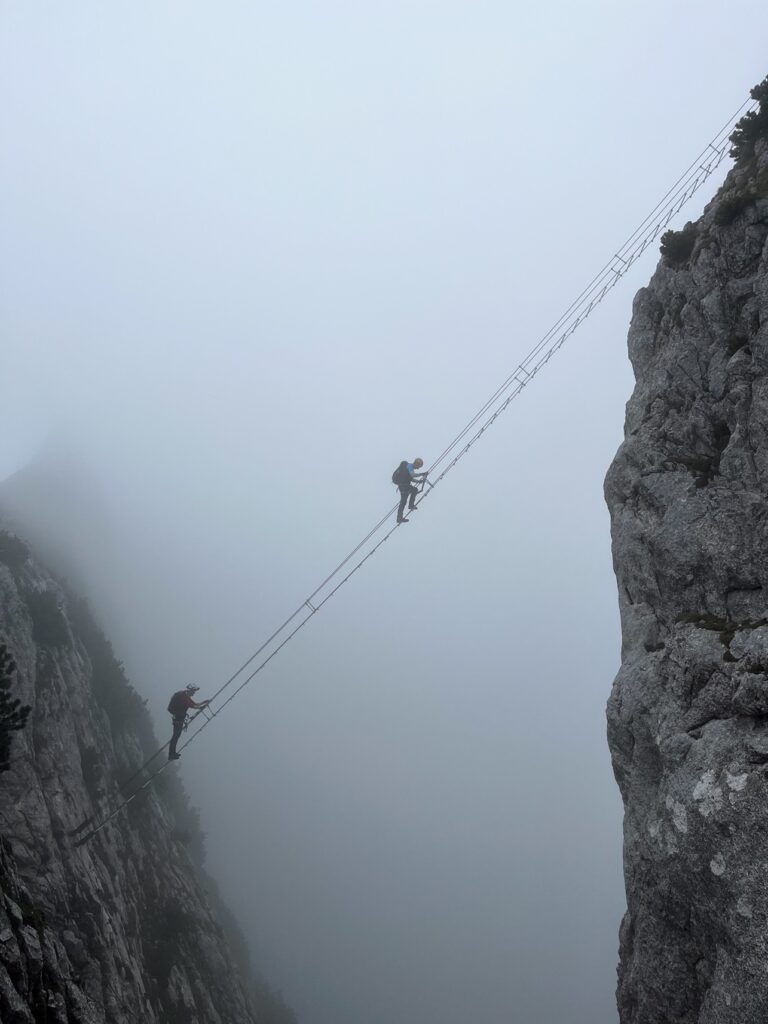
left=168, top=753, right=181, bottom=761
left=397, top=517, right=409, bottom=524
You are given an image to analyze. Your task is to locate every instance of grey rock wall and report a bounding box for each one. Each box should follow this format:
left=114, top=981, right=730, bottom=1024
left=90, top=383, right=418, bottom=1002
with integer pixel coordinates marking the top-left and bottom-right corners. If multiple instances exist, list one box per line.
left=606, top=139, right=768, bottom=1022
left=0, top=543, right=260, bottom=1023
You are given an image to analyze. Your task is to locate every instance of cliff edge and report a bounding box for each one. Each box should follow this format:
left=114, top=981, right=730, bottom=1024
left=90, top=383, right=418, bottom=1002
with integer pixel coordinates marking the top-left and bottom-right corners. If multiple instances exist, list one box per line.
left=0, top=529, right=293, bottom=1023
left=606, top=91, right=768, bottom=1021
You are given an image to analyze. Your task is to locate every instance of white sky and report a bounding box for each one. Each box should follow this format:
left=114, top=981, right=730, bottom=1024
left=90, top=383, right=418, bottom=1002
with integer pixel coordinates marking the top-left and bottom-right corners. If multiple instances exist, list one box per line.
left=1, top=4, right=767, bottom=1022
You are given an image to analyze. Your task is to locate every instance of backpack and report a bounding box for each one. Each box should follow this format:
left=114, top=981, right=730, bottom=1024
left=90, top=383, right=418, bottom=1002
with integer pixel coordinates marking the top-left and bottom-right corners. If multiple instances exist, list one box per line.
left=392, top=461, right=409, bottom=487
left=168, top=691, right=189, bottom=717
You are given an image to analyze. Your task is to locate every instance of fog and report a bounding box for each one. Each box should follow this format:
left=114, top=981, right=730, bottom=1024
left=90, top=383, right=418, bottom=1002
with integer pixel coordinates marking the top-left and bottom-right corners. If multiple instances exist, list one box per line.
left=2, top=4, right=766, bottom=1022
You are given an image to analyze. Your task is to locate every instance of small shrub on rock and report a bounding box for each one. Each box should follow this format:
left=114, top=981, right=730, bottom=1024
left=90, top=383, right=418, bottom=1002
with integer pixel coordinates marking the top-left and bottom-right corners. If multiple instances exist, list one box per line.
left=729, top=75, right=768, bottom=163
left=660, top=223, right=698, bottom=265
left=715, top=192, right=755, bottom=226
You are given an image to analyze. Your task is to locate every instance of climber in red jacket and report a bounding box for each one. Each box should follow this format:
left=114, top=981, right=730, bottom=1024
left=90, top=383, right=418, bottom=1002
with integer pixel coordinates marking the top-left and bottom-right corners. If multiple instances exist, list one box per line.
left=167, top=685, right=210, bottom=761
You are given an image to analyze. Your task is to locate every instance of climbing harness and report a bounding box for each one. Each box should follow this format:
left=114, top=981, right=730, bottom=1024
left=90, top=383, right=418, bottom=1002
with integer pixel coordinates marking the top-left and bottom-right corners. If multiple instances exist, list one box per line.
left=73, top=93, right=757, bottom=847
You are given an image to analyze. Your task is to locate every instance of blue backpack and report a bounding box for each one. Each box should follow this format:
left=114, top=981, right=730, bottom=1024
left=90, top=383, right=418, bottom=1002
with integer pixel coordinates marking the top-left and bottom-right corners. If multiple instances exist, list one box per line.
left=392, top=462, right=410, bottom=487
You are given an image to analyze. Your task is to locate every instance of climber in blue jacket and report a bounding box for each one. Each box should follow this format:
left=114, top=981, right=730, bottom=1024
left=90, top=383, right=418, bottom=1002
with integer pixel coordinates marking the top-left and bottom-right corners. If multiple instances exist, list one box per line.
left=392, top=458, right=428, bottom=523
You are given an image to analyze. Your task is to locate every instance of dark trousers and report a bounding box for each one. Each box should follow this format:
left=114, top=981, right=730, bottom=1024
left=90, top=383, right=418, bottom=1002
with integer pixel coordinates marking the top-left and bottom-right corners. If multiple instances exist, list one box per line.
left=169, top=715, right=185, bottom=757
left=398, top=483, right=417, bottom=520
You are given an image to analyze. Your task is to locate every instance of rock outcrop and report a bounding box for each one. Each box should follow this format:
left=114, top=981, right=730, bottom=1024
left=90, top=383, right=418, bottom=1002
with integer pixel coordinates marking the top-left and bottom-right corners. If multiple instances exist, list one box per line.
left=606, top=120, right=768, bottom=1022
left=0, top=531, right=292, bottom=1023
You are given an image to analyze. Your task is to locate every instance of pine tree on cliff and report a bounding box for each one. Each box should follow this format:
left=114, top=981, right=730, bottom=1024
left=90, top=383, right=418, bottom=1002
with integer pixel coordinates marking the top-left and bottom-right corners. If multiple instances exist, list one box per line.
left=0, top=644, right=30, bottom=772
left=729, top=74, right=768, bottom=162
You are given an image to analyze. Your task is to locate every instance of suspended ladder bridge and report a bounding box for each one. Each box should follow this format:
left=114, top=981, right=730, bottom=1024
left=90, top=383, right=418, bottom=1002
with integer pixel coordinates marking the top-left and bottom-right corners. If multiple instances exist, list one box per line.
left=74, top=93, right=757, bottom=846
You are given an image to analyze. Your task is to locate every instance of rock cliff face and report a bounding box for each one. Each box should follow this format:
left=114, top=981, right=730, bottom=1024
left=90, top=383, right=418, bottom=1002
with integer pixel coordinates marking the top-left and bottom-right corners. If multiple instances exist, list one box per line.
left=606, top=129, right=768, bottom=1022
left=0, top=532, right=289, bottom=1023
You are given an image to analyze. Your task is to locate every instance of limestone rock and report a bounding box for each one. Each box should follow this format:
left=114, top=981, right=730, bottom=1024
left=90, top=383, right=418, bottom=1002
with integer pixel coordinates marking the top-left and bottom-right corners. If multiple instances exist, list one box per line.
left=606, top=138, right=768, bottom=1021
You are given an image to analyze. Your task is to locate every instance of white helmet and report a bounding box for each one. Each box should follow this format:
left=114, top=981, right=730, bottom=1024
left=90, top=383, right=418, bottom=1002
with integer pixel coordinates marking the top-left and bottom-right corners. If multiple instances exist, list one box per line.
left=185, top=684, right=200, bottom=694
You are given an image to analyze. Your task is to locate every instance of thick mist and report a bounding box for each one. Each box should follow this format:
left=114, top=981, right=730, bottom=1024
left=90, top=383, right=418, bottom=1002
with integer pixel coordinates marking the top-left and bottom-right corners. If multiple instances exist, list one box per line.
left=2, top=4, right=767, bottom=1022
